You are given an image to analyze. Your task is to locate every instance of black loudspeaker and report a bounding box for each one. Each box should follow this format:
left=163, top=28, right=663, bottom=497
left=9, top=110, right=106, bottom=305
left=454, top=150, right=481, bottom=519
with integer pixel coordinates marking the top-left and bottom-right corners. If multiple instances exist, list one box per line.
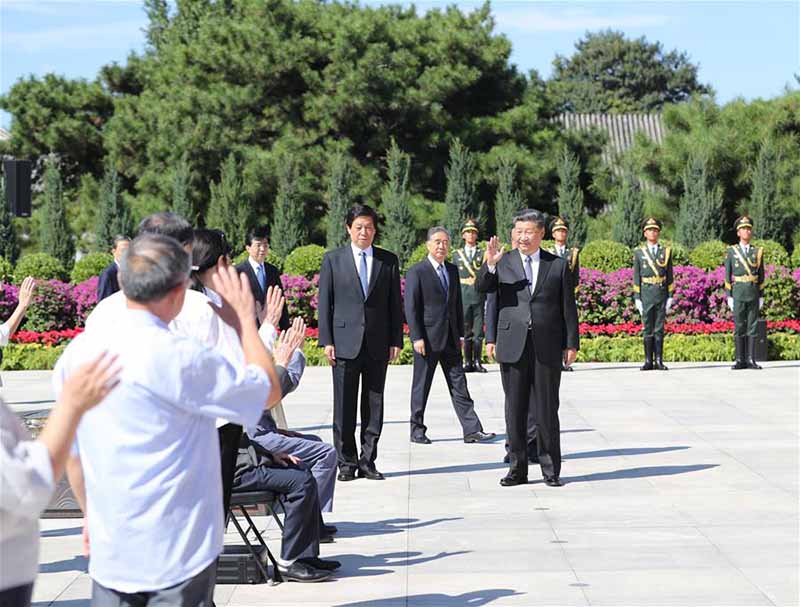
left=3, top=159, right=32, bottom=217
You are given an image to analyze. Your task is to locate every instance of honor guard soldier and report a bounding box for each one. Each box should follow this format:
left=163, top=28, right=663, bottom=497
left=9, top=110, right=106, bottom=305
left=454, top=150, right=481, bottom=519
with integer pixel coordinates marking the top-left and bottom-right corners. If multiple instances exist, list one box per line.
left=454, top=219, right=487, bottom=373
left=725, top=216, right=765, bottom=370
left=549, top=217, right=580, bottom=371
left=632, top=218, right=674, bottom=371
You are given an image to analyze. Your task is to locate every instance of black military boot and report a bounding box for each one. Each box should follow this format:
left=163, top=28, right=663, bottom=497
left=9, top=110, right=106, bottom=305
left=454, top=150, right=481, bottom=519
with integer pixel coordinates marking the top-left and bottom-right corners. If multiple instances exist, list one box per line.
left=473, top=339, right=488, bottom=373
left=463, top=341, right=475, bottom=372
left=731, top=336, right=748, bottom=370
left=747, top=336, right=763, bottom=370
left=640, top=337, right=654, bottom=371
left=653, top=336, right=668, bottom=370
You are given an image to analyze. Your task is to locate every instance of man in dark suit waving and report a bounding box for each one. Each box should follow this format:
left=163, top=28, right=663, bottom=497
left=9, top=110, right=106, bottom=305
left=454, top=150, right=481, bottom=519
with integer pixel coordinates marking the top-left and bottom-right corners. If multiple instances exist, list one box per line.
left=404, top=226, right=495, bottom=445
left=318, top=205, right=403, bottom=481
left=236, top=225, right=289, bottom=330
left=477, top=209, right=579, bottom=487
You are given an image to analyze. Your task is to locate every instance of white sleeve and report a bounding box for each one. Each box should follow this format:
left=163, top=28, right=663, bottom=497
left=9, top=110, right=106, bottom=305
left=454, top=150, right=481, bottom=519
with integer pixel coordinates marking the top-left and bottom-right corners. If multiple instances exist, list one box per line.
left=0, top=404, right=55, bottom=519
left=258, top=322, right=278, bottom=352
left=0, top=321, right=10, bottom=346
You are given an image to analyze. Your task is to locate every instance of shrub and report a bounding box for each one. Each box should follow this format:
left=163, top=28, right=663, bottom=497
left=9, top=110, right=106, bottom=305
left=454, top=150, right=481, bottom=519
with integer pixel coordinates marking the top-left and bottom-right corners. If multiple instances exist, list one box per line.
left=14, top=253, right=67, bottom=283
left=689, top=240, right=727, bottom=270
left=792, top=246, right=800, bottom=269
left=23, top=280, right=77, bottom=332
left=752, top=239, right=790, bottom=267
left=281, top=274, right=319, bottom=327
left=580, top=240, right=631, bottom=272
left=0, top=343, right=67, bottom=370
left=0, top=256, right=13, bottom=283
left=73, top=277, right=99, bottom=325
left=70, top=252, right=113, bottom=284
left=283, top=245, right=325, bottom=278
left=761, top=265, right=800, bottom=321
left=0, top=282, right=18, bottom=321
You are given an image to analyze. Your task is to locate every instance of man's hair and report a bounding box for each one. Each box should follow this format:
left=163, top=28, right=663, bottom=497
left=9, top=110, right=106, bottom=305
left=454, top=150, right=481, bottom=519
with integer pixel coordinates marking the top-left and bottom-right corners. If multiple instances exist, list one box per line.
left=427, top=226, right=451, bottom=241
left=345, top=204, right=379, bottom=228
left=513, top=208, right=546, bottom=230
left=112, top=235, right=131, bottom=250
left=136, top=212, right=193, bottom=246
left=246, top=225, right=270, bottom=247
left=120, top=234, right=191, bottom=303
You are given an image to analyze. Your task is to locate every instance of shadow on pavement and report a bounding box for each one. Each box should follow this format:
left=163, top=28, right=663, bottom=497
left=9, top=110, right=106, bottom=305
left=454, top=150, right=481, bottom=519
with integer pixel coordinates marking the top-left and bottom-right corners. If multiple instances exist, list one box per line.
left=334, top=517, right=462, bottom=539
left=39, top=555, right=87, bottom=574
left=332, top=550, right=471, bottom=578
left=335, top=588, right=523, bottom=606
left=564, top=446, right=690, bottom=460
left=33, top=602, right=88, bottom=607
left=562, top=463, right=718, bottom=483
left=40, top=527, right=81, bottom=538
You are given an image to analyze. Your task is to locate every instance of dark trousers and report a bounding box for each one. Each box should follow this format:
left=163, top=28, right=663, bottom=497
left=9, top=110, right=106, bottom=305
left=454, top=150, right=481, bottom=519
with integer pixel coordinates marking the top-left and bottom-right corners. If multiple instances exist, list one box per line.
left=331, top=344, right=388, bottom=471
left=0, top=583, right=33, bottom=607
left=409, top=339, right=483, bottom=438
left=733, top=298, right=759, bottom=336
left=90, top=561, right=216, bottom=607
left=642, top=299, right=667, bottom=339
left=500, top=332, right=562, bottom=478
left=462, top=299, right=485, bottom=346
left=503, top=390, right=538, bottom=457
left=217, top=423, right=243, bottom=522
left=234, top=464, right=320, bottom=562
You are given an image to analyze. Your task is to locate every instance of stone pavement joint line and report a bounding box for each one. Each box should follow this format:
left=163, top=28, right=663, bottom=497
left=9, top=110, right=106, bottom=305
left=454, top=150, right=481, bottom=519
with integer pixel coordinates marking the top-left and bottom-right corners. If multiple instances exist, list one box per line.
left=3, top=362, right=797, bottom=606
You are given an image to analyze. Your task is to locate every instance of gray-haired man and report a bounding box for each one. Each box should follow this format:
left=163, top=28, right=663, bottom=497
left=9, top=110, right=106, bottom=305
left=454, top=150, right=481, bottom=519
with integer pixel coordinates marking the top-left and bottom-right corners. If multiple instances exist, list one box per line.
left=403, top=226, right=495, bottom=444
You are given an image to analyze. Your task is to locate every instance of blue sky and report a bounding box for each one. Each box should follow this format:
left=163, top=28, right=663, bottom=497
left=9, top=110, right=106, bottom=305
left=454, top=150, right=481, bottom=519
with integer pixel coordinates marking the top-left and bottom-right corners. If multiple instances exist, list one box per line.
left=2, top=0, right=799, bottom=128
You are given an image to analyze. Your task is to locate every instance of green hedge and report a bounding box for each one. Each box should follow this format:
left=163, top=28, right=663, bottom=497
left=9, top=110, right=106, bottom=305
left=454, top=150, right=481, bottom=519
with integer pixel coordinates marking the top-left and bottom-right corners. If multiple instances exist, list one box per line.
left=0, top=343, right=68, bottom=370
left=658, top=239, right=690, bottom=266
left=689, top=240, right=728, bottom=270
left=792, top=246, right=800, bottom=269
left=752, top=239, right=790, bottom=267
left=14, top=253, right=67, bottom=284
left=581, top=240, right=631, bottom=272
left=283, top=245, right=325, bottom=278
left=71, top=252, right=113, bottom=283
left=0, top=256, right=13, bottom=283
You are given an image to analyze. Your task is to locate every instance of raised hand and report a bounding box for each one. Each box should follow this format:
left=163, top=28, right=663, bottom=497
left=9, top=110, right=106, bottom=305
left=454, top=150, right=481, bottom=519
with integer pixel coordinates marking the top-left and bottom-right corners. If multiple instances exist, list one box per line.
left=60, top=351, right=122, bottom=413
left=485, top=236, right=505, bottom=267
left=273, top=317, right=306, bottom=367
left=259, top=285, right=285, bottom=327
left=17, top=276, right=36, bottom=309
left=209, top=258, right=255, bottom=335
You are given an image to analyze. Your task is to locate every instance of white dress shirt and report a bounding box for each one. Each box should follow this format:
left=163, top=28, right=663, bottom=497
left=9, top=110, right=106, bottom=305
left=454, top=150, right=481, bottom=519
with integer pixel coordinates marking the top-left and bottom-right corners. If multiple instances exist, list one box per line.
left=487, top=248, right=541, bottom=293
left=350, top=243, right=374, bottom=284
left=0, top=400, right=54, bottom=591
left=555, top=245, right=566, bottom=257
left=52, top=309, right=270, bottom=593
left=464, top=245, right=477, bottom=261
left=0, top=321, right=10, bottom=346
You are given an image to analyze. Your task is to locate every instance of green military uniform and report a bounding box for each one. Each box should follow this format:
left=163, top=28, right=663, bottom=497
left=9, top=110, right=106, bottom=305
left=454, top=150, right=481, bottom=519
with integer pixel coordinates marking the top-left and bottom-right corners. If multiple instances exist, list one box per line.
left=549, top=216, right=581, bottom=372
left=632, top=218, right=673, bottom=371
left=725, top=216, right=765, bottom=370
left=454, top=220, right=486, bottom=373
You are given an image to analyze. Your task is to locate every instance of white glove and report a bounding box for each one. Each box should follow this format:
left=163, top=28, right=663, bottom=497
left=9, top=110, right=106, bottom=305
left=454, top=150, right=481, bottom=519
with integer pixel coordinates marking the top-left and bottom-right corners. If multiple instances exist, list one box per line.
left=759, top=297, right=764, bottom=310
left=635, top=299, right=643, bottom=314
left=727, top=297, right=734, bottom=311
left=665, top=297, right=674, bottom=312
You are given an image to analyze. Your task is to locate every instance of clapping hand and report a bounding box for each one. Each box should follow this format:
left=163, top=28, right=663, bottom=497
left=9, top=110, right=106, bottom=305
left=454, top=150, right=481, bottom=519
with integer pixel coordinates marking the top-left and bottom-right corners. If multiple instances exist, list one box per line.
left=273, top=317, right=307, bottom=368
left=209, top=259, right=255, bottom=335
left=485, top=236, right=505, bottom=267
left=258, top=285, right=285, bottom=327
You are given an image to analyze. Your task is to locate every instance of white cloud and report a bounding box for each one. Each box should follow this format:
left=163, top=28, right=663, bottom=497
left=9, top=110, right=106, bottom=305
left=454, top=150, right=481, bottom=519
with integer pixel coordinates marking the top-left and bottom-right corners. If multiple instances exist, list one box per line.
left=492, top=6, right=671, bottom=33
left=3, top=20, right=146, bottom=53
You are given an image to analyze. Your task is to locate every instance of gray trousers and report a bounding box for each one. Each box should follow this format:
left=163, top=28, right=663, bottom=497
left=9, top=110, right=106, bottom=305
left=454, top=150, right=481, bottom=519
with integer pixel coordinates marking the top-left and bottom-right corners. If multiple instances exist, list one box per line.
left=249, top=431, right=337, bottom=512
left=91, top=561, right=216, bottom=607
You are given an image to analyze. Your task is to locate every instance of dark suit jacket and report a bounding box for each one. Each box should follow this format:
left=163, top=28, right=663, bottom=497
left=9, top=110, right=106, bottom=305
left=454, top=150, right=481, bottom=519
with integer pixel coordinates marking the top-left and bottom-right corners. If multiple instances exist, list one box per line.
left=96, top=262, right=120, bottom=302
left=236, top=259, right=289, bottom=330
left=404, top=259, right=463, bottom=353
left=318, top=245, right=403, bottom=361
left=476, top=249, right=579, bottom=367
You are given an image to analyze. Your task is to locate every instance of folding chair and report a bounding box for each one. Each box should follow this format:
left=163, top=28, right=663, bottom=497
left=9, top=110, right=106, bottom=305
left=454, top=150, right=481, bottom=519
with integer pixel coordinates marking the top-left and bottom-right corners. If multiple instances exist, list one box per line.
left=228, top=490, right=284, bottom=584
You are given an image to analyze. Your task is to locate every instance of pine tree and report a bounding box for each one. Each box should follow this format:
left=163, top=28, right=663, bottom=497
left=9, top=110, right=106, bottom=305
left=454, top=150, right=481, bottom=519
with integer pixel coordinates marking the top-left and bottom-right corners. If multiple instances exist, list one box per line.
left=326, top=150, right=355, bottom=249
left=557, top=148, right=588, bottom=247
left=750, top=138, right=783, bottom=242
left=95, top=162, right=133, bottom=251
left=676, top=151, right=723, bottom=248
left=0, top=177, right=20, bottom=263
left=494, top=155, right=522, bottom=239
left=380, top=139, right=415, bottom=266
left=611, top=169, right=645, bottom=247
left=207, top=154, right=251, bottom=250
left=172, top=153, right=193, bottom=223
left=271, top=155, right=305, bottom=258
left=443, top=139, right=481, bottom=248
left=40, top=157, right=75, bottom=268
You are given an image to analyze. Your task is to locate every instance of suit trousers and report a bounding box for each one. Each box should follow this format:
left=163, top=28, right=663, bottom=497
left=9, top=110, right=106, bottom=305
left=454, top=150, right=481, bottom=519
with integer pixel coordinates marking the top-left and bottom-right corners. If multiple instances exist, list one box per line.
left=234, top=463, right=320, bottom=562
left=409, top=340, right=483, bottom=438
left=90, top=561, right=216, bottom=607
left=331, top=343, right=388, bottom=471
left=500, top=331, right=562, bottom=478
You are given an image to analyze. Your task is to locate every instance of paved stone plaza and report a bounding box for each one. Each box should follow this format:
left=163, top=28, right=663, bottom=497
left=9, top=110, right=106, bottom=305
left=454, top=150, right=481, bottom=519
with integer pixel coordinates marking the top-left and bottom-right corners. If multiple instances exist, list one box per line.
left=3, top=361, right=798, bottom=607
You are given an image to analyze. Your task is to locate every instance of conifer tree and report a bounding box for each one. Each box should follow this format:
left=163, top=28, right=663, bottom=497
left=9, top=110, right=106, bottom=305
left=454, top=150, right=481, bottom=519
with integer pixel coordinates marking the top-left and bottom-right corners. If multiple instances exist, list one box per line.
left=271, top=155, right=305, bottom=258
left=95, top=162, right=133, bottom=251
left=611, top=169, right=645, bottom=248
left=0, top=177, right=20, bottom=263
left=326, top=150, right=355, bottom=249
left=750, top=138, right=783, bottom=242
left=676, top=151, right=723, bottom=248
left=40, top=157, right=75, bottom=268
left=557, top=148, right=587, bottom=247
left=380, top=139, right=415, bottom=265
left=207, top=153, right=251, bottom=249
left=172, top=153, right=193, bottom=223
left=443, top=139, right=481, bottom=248
left=494, top=155, right=522, bottom=239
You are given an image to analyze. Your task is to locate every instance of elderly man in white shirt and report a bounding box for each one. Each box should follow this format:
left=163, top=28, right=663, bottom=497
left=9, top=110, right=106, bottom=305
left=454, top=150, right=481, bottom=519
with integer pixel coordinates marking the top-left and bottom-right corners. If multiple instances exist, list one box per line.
left=55, top=234, right=280, bottom=606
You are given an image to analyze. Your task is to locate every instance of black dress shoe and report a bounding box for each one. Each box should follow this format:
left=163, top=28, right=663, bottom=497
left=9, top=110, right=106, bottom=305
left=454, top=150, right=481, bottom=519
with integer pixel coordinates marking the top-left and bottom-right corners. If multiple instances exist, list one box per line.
left=337, top=469, right=356, bottom=482
left=499, top=474, right=528, bottom=487
left=410, top=434, right=432, bottom=444
left=503, top=453, right=510, bottom=464
left=474, top=361, right=488, bottom=373
left=298, top=557, right=341, bottom=571
left=319, top=533, right=335, bottom=544
left=322, top=523, right=338, bottom=535
left=464, top=431, right=496, bottom=443
left=357, top=465, right=385, bottom=480
left=561, top=364, right=574, bottom=372
left=543, top=476, right=563, bottom=487
left=277, top=561, right=332, bottom=582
